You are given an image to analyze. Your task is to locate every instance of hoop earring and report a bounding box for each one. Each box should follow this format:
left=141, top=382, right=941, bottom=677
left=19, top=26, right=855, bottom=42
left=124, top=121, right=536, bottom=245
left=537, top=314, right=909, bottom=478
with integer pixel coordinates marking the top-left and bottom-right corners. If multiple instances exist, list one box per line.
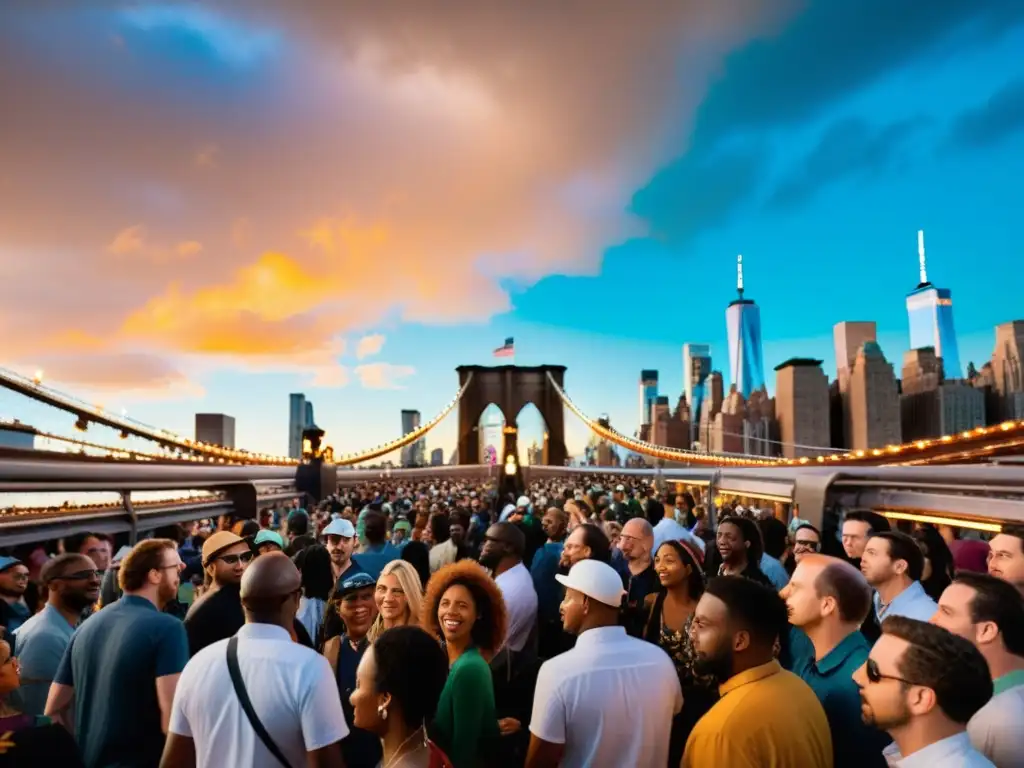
left=378, top=704, right=388, bottom=721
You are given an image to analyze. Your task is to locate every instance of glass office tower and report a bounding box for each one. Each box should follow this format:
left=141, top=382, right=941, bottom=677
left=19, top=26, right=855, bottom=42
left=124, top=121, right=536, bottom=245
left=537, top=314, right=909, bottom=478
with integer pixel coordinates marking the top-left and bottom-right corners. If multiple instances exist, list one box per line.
left=683, top=343, right=712, bottom=421
left=907, top=231, right=962, bottom=379
left=726, top=255, right=766, bottom=397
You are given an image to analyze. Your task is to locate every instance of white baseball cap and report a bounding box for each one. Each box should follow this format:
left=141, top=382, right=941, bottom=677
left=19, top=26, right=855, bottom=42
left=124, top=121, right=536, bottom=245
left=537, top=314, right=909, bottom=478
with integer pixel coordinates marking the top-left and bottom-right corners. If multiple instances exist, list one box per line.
left=322, top=518, right=356, bottom=538
left=555, top=560, right=625, bottom=608
left=516, top=496, right=530, bottom=508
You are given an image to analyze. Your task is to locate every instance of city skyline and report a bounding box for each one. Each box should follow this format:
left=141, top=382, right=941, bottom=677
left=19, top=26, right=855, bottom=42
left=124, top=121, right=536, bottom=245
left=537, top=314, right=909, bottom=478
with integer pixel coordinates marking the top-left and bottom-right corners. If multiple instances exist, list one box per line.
left=1, top=3, right=1023, bottom=462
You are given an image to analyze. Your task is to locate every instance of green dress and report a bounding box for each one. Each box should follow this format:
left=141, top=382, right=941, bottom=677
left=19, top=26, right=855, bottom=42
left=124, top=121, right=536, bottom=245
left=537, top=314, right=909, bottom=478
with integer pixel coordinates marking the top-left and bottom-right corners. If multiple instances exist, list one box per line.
left=431, top=647, right=499, bottom=768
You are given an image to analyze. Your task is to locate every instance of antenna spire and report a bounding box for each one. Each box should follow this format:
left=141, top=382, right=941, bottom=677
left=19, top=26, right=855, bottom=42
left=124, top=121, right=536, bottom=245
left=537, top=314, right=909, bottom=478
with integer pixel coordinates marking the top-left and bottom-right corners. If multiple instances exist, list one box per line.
left=917, top=229, right=928, bottom=284
left=737, top=254, right=744, bottom=297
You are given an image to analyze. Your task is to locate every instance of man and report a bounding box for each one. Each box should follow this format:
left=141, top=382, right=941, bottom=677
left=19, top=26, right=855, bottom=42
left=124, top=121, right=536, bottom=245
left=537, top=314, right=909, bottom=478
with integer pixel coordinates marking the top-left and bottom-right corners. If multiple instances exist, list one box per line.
left=648, top=498, right=705, bottom=557
left=841, top=510, right=891, bottom=567
left=12, top=553, right=100, bottom=715
left=161, top=553, right=347, bottom=768
left=0, top=555, right=31, bottom=635
left=480, top=523, right=538, bottom=653
left=325, top=571, right=381, bottom=768
left=531, top=507, right=568, bottom=659
left=684, top=576, right=832, bottom=767
left=861, top=531, right=937, bottom=623
left=321, top=517, right=361, bottom=582
left=757, top=517, right=792, bottom=591
left=183, top=531, right=255, bottom=656
left=781, top=555, right=891, bottom=767
left=853, top=616, right=995, bottom=766
left=46, top=539, right=189, bottom=768
left=618, top=518, right=658, bottom=636
left=526, top=560, right=681, bottom=768
left=987, top=524, right=1024, bottom=594
left=351, top=511, right=399, bottom=580
left=252, top=529, right=285, bottom=555
left=792, top=523, right=822, bottom=565
left=931, top=572, right=1024, bottom=766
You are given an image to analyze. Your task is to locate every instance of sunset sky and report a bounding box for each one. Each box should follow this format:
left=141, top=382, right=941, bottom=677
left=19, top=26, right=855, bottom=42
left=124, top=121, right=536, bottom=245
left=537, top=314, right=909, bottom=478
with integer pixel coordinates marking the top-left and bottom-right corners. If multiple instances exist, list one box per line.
left=2, top=2, right=1023, bottom=463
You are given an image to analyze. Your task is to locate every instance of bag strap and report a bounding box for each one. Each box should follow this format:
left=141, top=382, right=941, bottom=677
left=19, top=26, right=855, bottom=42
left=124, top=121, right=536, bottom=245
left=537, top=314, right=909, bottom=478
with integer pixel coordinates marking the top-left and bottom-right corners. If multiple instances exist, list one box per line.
left=227, top=637, right=294, bottom=768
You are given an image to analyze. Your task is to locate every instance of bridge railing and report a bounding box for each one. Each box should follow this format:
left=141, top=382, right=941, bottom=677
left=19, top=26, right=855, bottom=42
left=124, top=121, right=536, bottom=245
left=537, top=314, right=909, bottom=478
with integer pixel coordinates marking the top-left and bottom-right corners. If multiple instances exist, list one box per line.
left=4, top=460, right=1024, bottom=546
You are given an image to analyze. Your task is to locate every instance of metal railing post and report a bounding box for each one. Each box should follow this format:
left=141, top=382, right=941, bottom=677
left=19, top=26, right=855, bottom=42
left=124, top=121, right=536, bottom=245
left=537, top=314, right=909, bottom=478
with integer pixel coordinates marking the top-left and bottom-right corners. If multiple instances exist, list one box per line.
left=122, top=491, right=138, bottom=544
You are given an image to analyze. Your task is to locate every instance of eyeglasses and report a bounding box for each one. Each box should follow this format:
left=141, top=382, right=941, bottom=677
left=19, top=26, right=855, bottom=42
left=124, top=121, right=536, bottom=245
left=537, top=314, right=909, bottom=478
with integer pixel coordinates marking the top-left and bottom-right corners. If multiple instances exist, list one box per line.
left=217, top=552, right=254, bottom=566
left=5, top=571, right=30, bottom=582
left=53, top=569, right=101, bottom=582
left=794, top=539, right=820, bottom=550
left=865, top=657, right=919, bottom=686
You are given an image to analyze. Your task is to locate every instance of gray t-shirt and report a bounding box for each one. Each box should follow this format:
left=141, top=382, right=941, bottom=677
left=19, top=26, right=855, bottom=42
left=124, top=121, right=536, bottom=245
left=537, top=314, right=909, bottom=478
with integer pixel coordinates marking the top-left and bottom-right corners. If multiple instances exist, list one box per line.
left=11, top=604, right=76, bottom=715
left=968, top=672, right=1024, bottom=768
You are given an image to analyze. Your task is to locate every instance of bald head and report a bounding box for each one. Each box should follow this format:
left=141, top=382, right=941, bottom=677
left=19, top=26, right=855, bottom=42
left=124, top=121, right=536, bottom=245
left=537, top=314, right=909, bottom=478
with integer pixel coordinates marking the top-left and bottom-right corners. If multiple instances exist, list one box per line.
left=241, top=551, right=301, bottom=602
left=620, top=518, right=654, bottom=562
left=485, top=522, right=526, bottom=558
left=788, top=554, right=872, bottom=627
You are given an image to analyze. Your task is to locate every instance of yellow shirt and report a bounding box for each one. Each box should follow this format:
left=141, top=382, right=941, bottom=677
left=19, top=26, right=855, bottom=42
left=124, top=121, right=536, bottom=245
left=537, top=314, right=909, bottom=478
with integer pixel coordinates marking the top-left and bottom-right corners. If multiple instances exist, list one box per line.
left=683, top=660, right=833, bottom=768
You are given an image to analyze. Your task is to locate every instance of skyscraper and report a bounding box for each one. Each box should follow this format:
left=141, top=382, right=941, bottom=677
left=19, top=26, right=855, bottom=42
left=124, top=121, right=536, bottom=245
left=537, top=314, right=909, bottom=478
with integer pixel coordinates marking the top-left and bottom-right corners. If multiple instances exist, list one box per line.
left=288, top=394, right=317, bottom=459
left=774, top=359, right=830, bottom=459
left=400, top=409, right=425, bottom=467
left=726, top=255, right=765, bottom=398
left=195, top=413, right=236, bottom=449
left=683, top=343, right=712, bottom=422
left=639, top=370, right=659, bottom=427
left=848, top=342, right=901, bottom=450
left=906, top=230, right=962, bottom=378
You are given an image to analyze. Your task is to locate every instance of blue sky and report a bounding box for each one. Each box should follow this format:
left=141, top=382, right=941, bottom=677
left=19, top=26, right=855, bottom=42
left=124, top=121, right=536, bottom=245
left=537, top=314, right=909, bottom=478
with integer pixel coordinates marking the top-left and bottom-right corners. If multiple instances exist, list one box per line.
left=1, top=2, right=1023, bottom=463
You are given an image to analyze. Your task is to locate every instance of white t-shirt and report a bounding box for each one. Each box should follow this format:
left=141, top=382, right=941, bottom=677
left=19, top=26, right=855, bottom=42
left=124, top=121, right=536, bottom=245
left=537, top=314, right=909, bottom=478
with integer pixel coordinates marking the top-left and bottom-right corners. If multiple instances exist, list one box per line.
left=169, top=623, right=349, bottom=768
left=530, top=625, right=682, bottom=768
left=968, top=679, right=1024, bottom=768
left=495, top=562, right=538, bottom=652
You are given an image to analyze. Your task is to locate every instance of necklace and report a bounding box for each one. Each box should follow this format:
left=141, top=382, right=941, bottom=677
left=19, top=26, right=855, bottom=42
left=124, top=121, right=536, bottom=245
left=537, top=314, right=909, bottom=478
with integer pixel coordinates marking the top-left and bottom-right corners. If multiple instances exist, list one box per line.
left=382, top=726, right=425, bottom=768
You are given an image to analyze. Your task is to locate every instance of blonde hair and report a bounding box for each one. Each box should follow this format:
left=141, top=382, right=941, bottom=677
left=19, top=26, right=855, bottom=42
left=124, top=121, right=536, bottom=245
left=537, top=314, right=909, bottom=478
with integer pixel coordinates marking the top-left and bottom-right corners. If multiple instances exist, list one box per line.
left=367, top=560, right=424, bottom=644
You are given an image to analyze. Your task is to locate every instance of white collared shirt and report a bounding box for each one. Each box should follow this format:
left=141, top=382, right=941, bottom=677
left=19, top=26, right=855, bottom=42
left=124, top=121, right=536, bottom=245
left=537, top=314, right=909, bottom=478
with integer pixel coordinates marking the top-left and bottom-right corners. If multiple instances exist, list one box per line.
left=530, top=625, right=682, bottom=768
left=494, top=562, right=538, bottom=652
left=169, top=623, right=349, bottom=768
left=883, top=731, right=995, bottom=767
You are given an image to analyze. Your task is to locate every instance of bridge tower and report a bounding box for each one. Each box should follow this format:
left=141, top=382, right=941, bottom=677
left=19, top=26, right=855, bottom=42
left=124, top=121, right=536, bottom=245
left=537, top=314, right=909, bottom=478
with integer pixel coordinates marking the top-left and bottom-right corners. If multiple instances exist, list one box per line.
left=456, top=365, right=568, bottom=470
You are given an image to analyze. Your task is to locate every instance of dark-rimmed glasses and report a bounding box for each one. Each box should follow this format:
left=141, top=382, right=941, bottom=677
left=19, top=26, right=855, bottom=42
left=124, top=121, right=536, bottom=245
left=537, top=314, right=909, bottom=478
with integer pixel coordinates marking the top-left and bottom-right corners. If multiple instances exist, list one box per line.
left=794, top=539, right=820, bottom=551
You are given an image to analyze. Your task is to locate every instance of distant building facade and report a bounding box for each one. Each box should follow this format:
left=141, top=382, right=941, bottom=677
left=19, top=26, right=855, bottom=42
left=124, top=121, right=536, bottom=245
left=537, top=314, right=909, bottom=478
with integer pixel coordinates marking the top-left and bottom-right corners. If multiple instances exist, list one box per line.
left=288, top=394, right=316, bottom=459
left=848, top=342, right=901, bottom=450
left=430, top=448, right=444, bottom=466
left=639, top=370, right=659, bottom=428
left=774, top=359, right=830, bottom=459
left=906, top=231, right=962, bottom=378
left=726, top=255, right=765, bottom=398
left=683, top=344, right=712, bottom=424
left=195, top=413, right=236, bottom=449
left=400, top=410, right=426, bottom=467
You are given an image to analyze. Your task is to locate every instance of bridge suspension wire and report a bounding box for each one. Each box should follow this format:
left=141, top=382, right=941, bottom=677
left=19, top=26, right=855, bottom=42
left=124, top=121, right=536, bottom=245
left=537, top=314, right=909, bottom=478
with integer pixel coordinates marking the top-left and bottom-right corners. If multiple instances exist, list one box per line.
left=335, top=373, right=473, bottom=466
left=546, top=373, right=776, bottom=467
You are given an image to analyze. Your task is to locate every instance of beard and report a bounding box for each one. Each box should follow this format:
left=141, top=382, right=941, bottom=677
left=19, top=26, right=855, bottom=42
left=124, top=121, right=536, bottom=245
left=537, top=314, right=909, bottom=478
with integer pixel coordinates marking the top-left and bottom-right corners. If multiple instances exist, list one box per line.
left=693, top=646, right=733, bottom=681
left=0, top=585, right=25, bottom=599
left=63, top=590, right=97, bottom=612
left=478, top=551, right=502, bottom=571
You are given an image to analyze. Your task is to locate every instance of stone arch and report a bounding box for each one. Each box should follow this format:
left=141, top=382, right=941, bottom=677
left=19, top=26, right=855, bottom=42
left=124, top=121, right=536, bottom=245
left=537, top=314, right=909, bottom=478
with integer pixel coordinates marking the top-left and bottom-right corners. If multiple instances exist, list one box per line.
left=456, top=365, right=567, bottom=467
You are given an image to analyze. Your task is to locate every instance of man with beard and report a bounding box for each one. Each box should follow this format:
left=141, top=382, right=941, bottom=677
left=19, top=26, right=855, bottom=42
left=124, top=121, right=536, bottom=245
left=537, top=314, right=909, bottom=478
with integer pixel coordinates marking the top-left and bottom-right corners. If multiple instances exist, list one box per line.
left=853, top=616, right=995, bottom=767
left=0, top=555, right=31, bottom=635
left=11, top=554, right=101, bottom=715
left=527, top=560, right=680, bottom=768
left=322, top=518, right=362, bottom=583
left=46, top=539, right=189, bottom=768
left=481, top=523, right=538, bottom=654
left=684, top=576, right=831, bottom=767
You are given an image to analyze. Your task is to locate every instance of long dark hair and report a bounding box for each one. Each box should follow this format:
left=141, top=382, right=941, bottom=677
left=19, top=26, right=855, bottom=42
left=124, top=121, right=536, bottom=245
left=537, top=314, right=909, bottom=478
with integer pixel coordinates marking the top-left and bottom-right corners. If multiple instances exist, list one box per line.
left=913, top=525, right=954, bottom=602
left=643, top=540, right=704, bottom=644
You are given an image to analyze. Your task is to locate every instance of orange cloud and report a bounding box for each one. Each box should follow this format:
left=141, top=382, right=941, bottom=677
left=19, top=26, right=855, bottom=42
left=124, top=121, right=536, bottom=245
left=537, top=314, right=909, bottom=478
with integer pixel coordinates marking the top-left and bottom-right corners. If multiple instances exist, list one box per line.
left=176, top=240, right=203, bottom=257
left=354, top=363, right=415, bottom=389
left=355, top=333, right=386, bottom=359
left=23, top=352, right=203, bottom=400
left=108, top=224, right=145, bottom=255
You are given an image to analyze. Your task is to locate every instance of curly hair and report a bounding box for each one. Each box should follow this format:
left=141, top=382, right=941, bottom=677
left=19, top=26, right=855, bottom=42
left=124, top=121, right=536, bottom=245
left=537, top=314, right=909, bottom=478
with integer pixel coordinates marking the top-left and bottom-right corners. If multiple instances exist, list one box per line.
left=420, top=560, right=507, bottom=661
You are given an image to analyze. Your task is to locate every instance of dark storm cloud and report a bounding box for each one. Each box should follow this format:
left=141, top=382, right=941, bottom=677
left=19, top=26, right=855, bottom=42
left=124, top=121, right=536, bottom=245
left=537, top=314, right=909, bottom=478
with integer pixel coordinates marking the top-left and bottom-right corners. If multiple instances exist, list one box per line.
left=946, top=78, right=1024, bottom=150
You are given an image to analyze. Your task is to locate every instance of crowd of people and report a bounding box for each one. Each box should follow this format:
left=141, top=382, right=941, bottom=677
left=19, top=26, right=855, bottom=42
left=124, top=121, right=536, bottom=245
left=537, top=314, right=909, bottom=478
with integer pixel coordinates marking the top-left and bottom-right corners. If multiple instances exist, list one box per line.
left=1, top=473, right=1023, bottom=767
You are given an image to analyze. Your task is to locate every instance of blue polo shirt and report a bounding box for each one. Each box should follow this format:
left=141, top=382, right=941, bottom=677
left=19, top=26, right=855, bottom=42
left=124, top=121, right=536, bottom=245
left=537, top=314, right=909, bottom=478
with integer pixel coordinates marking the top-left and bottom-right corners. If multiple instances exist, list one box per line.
left=54, top=594, right=189, bottom=768
left=788, top=628, right=891, bottom=768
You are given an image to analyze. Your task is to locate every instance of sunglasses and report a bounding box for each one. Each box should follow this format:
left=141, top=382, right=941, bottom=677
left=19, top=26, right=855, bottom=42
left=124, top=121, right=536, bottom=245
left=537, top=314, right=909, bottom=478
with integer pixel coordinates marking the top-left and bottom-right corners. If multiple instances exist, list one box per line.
left=865, top=657, right=918, bottom=686
left=217, top=552, right=255, bottom=566
left=794, top=539, right=820, bottom=550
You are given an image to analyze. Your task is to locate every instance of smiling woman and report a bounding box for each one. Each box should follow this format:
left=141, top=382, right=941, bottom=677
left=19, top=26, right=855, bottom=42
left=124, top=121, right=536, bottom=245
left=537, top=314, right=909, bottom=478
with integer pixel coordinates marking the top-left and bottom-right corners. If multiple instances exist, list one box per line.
left=420, top=561, right=506, bottom=768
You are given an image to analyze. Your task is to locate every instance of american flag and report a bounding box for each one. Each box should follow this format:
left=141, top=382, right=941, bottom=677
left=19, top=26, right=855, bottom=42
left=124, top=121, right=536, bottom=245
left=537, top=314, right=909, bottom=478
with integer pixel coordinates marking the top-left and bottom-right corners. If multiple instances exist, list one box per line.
left=493, top=337, right=515, bottom=358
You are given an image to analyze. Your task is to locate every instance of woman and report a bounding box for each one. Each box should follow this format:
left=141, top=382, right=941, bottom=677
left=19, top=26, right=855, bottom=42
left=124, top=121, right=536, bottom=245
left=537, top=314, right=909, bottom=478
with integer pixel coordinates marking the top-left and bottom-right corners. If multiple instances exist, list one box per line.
left=420, top=561, right=506, bottom=768
left=294, top=544, right=334, bottom=648
left=602, top=520, right=622, bottom=550
left=351, top=626, right=453, bottom=768
left=368, top=560, right=424, bottom=644
left=0, top=639, right=83, bottom=765
left=912, top=525, right=955, bottom=602
left=643, top=541, right=718, bottom=767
